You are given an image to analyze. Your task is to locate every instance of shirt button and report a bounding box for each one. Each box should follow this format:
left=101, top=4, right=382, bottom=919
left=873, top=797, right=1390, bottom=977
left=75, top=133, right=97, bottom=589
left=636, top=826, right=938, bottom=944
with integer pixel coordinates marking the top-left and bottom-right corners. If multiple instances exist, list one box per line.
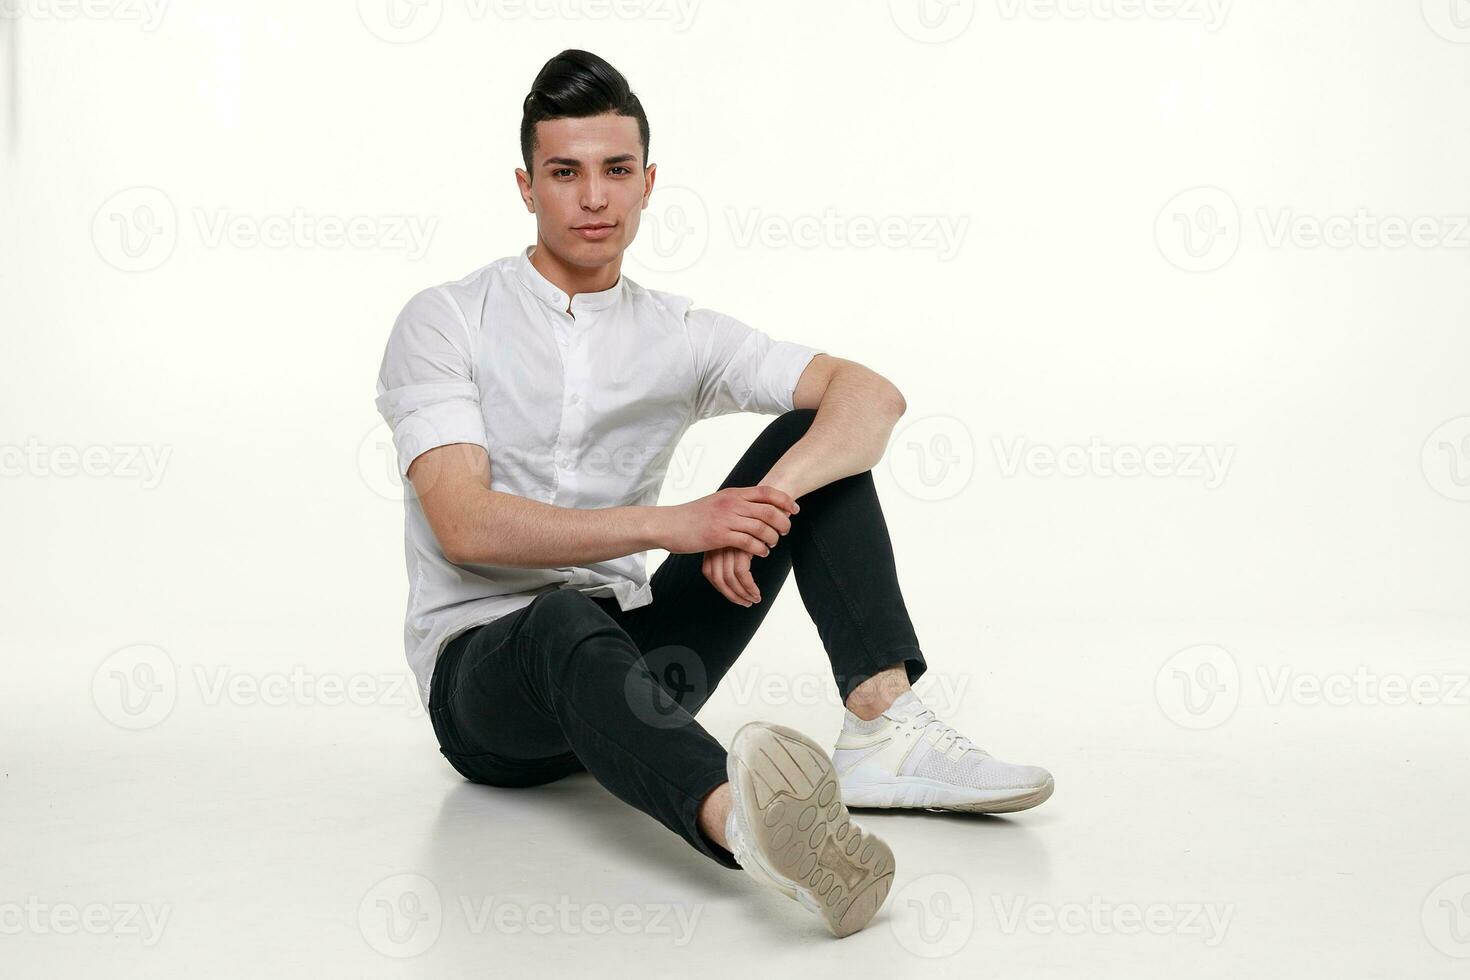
left=570, top=394, right=581, bottom=404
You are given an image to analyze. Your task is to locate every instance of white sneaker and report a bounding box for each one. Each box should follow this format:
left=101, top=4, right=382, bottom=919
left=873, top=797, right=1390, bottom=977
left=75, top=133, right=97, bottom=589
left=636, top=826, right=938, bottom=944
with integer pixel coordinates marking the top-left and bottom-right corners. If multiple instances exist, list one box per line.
left=724, top=721, right=896, bottom=938
left=832, top=690, right=1055, bottom=813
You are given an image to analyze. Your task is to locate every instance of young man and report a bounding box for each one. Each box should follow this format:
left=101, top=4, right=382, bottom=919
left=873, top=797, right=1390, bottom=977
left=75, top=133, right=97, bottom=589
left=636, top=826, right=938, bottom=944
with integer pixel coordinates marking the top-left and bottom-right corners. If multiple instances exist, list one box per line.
left=374, top=49, right=1053, bottom=939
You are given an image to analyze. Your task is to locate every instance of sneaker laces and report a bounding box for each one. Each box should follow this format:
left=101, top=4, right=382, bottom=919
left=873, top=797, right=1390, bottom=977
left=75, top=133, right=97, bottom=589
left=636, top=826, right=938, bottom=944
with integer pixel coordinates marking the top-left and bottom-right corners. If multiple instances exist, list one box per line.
left=904, top=703, right=986, bottom=757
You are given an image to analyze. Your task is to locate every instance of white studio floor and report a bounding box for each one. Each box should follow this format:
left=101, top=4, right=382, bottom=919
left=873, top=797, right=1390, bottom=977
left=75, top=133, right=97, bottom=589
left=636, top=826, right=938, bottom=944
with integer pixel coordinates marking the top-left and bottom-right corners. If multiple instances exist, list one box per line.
left=4, top=613, right=1467, bottom=978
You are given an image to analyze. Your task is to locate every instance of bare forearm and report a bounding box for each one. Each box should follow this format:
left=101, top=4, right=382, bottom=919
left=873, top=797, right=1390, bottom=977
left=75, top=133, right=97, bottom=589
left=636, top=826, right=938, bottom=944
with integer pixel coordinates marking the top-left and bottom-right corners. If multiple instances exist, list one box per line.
left=445, top=490, right=659, bottom=568
left=758, top=372, right=905, bottom=499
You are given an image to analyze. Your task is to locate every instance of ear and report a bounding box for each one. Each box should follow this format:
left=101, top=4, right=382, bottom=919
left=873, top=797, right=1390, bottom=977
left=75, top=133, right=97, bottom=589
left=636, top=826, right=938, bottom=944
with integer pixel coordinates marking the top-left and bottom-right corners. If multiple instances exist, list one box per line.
left=642, top=162, right=657, bottom=208
left=515, top=167, right=534, bottom=213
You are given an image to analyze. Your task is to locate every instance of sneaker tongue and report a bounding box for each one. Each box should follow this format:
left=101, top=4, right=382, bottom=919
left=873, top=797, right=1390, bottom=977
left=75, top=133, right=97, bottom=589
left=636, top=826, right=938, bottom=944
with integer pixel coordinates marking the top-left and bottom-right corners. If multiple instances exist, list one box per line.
left=882, top=690, right=925, bottom=721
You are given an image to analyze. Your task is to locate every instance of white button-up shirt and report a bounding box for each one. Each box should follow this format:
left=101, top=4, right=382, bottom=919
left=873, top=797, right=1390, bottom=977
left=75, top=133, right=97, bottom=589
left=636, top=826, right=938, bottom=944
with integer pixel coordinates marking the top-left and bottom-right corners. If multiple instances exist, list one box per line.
left=375, top=245, right=825, bottom=708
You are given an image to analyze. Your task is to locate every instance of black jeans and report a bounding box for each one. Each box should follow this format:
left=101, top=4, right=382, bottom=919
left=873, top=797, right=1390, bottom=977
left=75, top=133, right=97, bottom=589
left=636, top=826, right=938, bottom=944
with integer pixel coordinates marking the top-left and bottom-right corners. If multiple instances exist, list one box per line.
left=427, top=409, right=927, bottom=869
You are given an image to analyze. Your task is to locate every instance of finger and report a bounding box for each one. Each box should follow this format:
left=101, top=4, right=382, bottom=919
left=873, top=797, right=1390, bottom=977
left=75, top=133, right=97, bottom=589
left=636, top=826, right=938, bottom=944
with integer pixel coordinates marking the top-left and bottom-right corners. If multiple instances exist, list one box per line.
left=736, top=561, right=760, bottom=604
left=704, top=552, right=739, bottom=605
left=737, top=502, right=792, bottom=537
left=716, top=550, right=752, bottom=606
left=723, top=528, right=772, bottom=558
left=723, top=549, right=754, bottom=604
left=730, top=517, right=778, bottom=550
left=752, top=484, right=799, bottom=514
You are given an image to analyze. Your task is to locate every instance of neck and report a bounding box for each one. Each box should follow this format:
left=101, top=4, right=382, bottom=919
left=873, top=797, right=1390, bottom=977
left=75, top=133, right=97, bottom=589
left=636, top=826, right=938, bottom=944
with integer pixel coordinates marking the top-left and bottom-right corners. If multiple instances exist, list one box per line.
left=529, top=240, right=621, bottom=308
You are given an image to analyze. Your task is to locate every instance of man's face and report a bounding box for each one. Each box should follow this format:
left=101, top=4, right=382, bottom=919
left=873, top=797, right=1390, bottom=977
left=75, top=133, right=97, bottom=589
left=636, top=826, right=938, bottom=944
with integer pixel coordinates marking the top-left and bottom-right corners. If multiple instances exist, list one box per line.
left=516, top=112, right=654, bottom=269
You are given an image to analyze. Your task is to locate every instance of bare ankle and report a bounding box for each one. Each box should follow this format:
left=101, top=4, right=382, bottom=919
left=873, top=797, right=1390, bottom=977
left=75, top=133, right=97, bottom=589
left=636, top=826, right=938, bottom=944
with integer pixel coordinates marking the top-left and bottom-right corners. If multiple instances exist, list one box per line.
left=697, top=780, right=732, bottom=852
left=844, top=665, right=912, bottom=721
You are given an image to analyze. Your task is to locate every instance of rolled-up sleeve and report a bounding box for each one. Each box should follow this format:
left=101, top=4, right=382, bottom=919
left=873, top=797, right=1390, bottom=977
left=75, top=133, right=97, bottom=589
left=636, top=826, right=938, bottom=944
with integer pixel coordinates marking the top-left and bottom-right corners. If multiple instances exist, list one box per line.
left=686, top=307, right=825, bottom=421
left=373, top=286, right=488, bottom=481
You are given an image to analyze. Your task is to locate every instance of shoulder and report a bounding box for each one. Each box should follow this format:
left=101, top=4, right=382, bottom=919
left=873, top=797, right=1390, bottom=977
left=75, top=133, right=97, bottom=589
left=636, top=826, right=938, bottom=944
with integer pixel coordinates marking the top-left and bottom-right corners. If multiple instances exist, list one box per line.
left=622, top=275, right=695, bottom=323
left=392, top=256, right=518, bottom=332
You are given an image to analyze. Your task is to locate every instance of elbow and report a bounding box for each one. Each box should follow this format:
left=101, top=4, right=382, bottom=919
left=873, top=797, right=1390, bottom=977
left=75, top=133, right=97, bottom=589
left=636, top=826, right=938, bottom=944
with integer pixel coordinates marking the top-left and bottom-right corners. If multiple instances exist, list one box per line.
left=439, top=529, right=482, bottom=567
left=882, top=384, right=907, bottom=418
left=440, top=537, right=468, bottom=566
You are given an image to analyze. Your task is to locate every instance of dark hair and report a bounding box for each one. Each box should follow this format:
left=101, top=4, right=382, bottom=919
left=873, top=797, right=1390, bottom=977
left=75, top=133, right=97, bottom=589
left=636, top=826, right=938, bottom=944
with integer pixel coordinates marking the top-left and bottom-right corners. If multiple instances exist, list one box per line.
left=520, top=49, right=650, bottom=178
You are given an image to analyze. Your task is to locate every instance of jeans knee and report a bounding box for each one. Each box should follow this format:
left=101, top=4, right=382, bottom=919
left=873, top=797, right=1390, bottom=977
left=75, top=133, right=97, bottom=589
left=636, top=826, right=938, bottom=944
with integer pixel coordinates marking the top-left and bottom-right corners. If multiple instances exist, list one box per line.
left=754, top=408, right=817, bottom=454
left=531, top=588, right=612, bottom=628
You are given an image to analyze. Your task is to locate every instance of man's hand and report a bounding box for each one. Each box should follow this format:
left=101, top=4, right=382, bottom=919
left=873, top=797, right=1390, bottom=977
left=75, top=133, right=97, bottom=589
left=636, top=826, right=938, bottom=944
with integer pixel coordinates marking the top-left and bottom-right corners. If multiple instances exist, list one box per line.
left=658, top=485, right=798, bottom=559
left=702, top=545, right=763, bottom=607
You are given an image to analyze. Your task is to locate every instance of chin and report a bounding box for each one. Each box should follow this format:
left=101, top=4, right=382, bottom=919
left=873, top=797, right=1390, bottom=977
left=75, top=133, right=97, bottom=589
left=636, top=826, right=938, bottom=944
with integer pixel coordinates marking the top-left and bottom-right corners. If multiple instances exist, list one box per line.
left=567, top=237, right=625, bottom=262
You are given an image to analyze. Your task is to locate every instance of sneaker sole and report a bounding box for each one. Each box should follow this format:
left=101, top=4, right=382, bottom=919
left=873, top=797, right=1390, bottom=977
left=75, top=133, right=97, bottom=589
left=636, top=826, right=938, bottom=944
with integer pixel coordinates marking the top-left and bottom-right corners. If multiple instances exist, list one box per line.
left=841, top=774, right=1055, bottom=814
left=727, top=722, right=896, bottom=938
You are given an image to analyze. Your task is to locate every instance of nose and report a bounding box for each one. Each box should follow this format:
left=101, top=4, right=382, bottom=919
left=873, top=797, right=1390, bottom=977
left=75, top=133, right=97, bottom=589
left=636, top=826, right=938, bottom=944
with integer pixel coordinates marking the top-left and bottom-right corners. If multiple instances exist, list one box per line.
left=580, top=175, right=609, bottom=212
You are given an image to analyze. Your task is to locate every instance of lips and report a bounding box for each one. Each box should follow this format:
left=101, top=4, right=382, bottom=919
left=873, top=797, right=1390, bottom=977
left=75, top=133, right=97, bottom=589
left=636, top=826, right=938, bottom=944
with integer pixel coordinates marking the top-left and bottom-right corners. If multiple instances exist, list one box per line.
left=573, top=223, right=617, bottom=240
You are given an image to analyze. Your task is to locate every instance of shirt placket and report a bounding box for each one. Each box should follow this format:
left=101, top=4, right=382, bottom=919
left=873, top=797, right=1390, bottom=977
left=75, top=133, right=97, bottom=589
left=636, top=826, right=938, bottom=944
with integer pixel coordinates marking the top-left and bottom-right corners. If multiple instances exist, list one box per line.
left=550, top=309, right=587, bottom=507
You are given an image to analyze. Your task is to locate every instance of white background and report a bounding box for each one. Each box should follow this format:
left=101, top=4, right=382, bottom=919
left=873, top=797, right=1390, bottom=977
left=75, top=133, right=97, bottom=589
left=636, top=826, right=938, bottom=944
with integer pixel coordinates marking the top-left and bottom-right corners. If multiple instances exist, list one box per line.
left=2, top=1, right=1468, bottom=976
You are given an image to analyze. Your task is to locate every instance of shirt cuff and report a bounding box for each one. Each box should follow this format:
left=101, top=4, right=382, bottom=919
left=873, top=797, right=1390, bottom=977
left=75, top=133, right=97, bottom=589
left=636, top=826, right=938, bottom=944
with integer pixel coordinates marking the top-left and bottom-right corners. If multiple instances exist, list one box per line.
left=374, top=381, right=488, bottom=480
left=754, top=342, right=825, bottom=414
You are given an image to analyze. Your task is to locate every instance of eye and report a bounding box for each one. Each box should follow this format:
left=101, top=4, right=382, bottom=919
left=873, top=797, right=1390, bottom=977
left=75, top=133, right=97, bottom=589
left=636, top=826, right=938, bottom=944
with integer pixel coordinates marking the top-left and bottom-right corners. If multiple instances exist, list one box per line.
left=609, top=166, right=631, bottom=175
left=553, top=168, right=575, bottom=178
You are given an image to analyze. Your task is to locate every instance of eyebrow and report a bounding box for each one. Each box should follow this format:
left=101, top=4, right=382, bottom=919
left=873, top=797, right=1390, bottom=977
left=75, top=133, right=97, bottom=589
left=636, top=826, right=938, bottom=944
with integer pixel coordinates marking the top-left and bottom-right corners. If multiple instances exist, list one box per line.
left=541, top=154, right=639, bottom=168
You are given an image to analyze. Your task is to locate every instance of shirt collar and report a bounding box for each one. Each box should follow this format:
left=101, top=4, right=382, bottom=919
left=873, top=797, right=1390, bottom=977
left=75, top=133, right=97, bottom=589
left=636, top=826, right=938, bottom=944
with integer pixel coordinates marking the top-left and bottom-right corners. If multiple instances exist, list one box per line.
left=515, top=244, right=626, bottom=314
